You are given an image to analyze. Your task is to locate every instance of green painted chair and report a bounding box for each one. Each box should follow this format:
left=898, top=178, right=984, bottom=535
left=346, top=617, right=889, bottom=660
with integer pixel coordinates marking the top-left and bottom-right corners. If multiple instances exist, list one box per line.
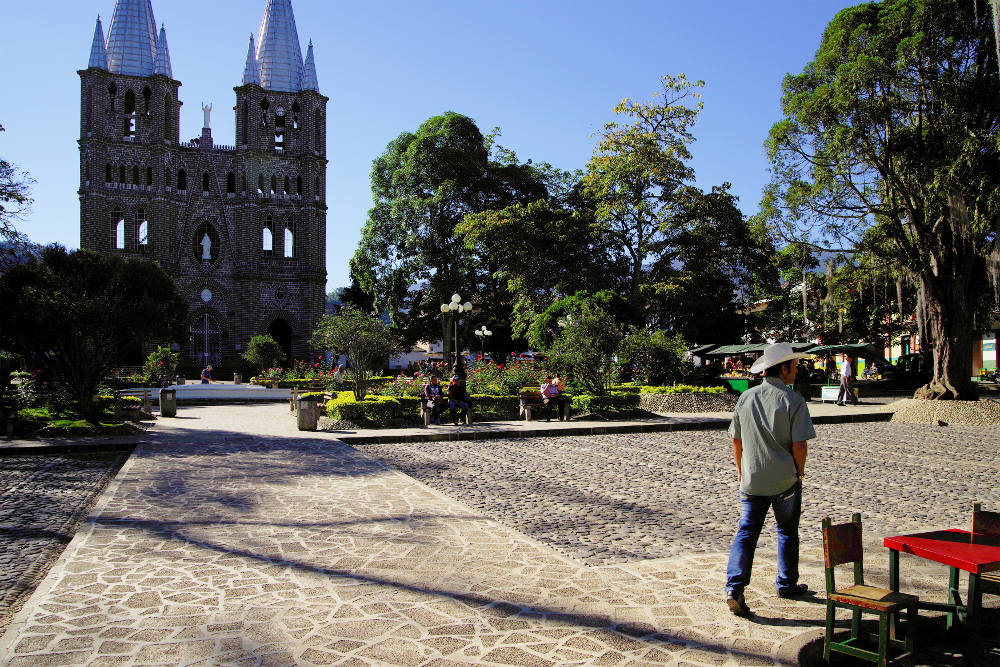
left=973, top=502, right=1000, bottom=594
left=822, top=513, right=919, bottom=666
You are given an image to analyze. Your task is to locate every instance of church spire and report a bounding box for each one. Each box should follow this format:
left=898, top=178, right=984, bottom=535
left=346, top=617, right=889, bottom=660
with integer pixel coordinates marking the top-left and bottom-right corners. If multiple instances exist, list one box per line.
left=242, top=34, right=261, bottom=86
left=153, top=23, right=173, bottom=78
left=255, top=0, right=303, bottom=93
left=106, top=0, right=157, bottom=77
left=301, top=40, right=318, bottom=92
left=88, top=15, right=108, bottom=70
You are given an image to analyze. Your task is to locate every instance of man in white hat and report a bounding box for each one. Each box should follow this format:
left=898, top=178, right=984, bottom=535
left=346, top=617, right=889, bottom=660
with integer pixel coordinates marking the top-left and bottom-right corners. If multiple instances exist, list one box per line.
left=724, top=342, right=816, bottom=617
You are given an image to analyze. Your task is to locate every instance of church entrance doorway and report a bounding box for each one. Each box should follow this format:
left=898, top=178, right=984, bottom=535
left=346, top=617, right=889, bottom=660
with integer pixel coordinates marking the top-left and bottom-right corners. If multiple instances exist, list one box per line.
left=191, top=313, right=222, bottom=368
left=268, top=318, right=292, bottom=364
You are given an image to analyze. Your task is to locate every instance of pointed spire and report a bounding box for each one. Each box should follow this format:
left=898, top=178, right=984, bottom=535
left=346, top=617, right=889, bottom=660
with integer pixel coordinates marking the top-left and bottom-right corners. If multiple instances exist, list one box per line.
left=153, top=23, right=173, bottom=78
left=106, top=0, right=157, bottom=76
left=256, top=0, right=303, bottom=92
left=301, top=40, right=318, bottom=91
left=88, top=15, right=108, bottom=70
left=242, top=34, right=261, bottom=86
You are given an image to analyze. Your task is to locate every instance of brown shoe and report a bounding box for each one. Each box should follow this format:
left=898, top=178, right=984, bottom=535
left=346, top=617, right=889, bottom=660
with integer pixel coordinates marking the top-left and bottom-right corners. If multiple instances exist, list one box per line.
left=726, top=592, right=752, bottom=617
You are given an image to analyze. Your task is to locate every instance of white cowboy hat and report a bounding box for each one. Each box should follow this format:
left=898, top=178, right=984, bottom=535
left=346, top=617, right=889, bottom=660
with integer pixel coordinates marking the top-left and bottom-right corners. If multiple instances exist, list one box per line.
left=749, top=342, right=811, bottom=375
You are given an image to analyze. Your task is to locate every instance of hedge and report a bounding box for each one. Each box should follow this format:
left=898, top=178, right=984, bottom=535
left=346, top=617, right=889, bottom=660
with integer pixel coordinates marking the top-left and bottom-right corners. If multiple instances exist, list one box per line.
left=639, top=385, right=727, bottom=395
left=571, top=391, right=640, bottom=413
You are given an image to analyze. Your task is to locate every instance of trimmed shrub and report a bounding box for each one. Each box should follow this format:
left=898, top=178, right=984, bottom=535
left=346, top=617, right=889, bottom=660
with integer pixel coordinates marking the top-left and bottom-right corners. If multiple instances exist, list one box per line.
left=639, top=385, right=727, bottom=394
left=610, top=385, right=641, bottom=394
left=325, top=392, right=401, bottom=422
left=571, top=391, right=640, bottom=413
left=469, top=394, right=521, bottom=420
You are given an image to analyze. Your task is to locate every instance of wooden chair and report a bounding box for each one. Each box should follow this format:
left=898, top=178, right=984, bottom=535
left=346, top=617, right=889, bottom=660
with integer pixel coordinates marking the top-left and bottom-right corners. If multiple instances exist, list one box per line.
left=972, top=502, right=1000, bottom=593
left=822, top=513, right=919, bottom=666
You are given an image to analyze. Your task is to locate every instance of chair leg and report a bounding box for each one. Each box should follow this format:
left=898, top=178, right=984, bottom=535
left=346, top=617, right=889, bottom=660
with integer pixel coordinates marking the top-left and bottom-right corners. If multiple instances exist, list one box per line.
left=905, top=603, right=916, bottom=667
left=947, top=566, right=960, bottom=630
left=824, top=600, right=835, bottom=662
left=878, top=613, right=890, bottom=667
left=851, top=608, right=862, bottom=643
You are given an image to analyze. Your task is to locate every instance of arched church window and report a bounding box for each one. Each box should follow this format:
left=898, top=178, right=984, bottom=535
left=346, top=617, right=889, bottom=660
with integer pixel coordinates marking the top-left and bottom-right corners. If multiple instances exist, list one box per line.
left=257, top=174, right=265, bottom=196
left=123, top=90, right=136, bottom=138
left=270, top=175, right=277, bottom=196
left=105, top=164, right=112, bottom=183
left=113, top=208, right=124, bottom=249
left=241, top=173, right=247, bottom=194
left=284, top=218, right=295, bottom=259
left=314, top=176, right=321, bottom=199
left=146, top=167, right=153, bottom=186
left=142, top=87, right=152, bottom=118
left=314, top=109, right=322, bottom=151
left=202, top=172, right=211, bottom=193
left=291, top=100, right=300, bottom=129
left=296, top=176, right=302, bottom=195
left=227, top=173, right=236, bottom=194
left=118, top=165, right=126, bottom=183
left=137, top=209, right=149, bottom=249
left=260, top=98, right=270, bottom=130
left=132, top=166, right=140, bottom=185
left=178, top=169, right=187, bottom=191
left=263, top=218, right=274, bottom=255
left=165, top=168, right=171, bottom=189
left=108, top=83, right=116, bottom=113
left=283, top=176, right=290, bottom=194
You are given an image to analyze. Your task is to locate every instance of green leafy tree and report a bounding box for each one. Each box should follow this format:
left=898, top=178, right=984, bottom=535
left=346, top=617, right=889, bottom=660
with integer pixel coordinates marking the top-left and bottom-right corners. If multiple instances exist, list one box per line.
left=351, top=113, right=545, bottom=358
left=763, top=0, right=999, bottom=399
left=616, top=327, right=690, bottom=386
left=0, top=123, right=35, bottom=270
left=543, top=299, right=622, bottom=395
left=244, top=335, right=285, bottom=374
left=310, top=306, right=401, bottom=400
left=0, top=247, right=187, bottom=420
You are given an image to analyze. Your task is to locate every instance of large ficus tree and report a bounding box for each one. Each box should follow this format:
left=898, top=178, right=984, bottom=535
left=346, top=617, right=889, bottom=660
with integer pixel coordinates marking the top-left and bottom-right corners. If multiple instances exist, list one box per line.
left=764, top=0, right=999, bottom=400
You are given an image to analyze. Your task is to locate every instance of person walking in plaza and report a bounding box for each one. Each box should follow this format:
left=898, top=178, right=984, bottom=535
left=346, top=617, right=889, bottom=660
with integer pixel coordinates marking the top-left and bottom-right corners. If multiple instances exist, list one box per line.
left=200, top=364, right=215, bottom=384
left=725, top=342, right=816, bottom=617
left=836, top=354, right=858, bottom=406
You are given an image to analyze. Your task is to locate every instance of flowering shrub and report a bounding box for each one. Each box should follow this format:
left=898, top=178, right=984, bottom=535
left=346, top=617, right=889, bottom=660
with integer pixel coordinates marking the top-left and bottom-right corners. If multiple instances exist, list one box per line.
left=466, top=359, right=547, bottom=396
left=142, top=346, right=179, bottom=386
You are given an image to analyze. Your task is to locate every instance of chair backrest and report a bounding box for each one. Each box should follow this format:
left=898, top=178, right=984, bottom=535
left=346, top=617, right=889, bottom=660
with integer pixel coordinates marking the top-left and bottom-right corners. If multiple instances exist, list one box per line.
left=822, top=513, right=865, bottom=592
left=973, top=502, right=1000, bottom=537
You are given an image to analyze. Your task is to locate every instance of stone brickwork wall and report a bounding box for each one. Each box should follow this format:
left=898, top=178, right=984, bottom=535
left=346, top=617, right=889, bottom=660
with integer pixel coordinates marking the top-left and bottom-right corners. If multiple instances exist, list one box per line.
left=78, top=66, right=328, bottom=376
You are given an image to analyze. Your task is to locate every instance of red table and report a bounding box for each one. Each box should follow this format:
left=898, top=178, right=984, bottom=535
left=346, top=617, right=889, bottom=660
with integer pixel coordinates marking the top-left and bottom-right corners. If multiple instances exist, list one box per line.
left=885, top=529, right=1000, bottom=663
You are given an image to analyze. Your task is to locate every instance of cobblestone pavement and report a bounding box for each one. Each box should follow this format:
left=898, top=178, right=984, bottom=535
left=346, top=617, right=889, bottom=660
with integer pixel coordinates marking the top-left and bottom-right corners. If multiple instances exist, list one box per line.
left=0, top=404, right=997, bottom=666
left=359, top=423, right=1000, bottom=567
left=0, top=452, right=129, bottom=634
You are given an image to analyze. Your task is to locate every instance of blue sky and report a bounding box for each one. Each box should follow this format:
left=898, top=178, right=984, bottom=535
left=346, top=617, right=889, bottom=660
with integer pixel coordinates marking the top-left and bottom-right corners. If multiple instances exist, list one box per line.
left=1, top=0, right=859, bottom=291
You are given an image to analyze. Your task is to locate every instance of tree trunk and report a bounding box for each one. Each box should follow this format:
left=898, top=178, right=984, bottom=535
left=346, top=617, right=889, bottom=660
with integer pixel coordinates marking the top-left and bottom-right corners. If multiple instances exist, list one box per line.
left=913, top=195, right=981, bottom=400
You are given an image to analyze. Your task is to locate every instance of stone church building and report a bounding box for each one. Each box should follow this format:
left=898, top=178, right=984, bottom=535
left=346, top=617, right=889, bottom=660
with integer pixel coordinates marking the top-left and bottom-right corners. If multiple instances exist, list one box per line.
left=79, top=0, right=328, bottom=375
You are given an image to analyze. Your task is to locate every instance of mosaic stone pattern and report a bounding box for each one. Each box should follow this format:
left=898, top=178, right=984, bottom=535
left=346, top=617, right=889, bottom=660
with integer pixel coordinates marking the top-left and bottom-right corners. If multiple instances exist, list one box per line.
left=1, top=404, right=996, bottom=665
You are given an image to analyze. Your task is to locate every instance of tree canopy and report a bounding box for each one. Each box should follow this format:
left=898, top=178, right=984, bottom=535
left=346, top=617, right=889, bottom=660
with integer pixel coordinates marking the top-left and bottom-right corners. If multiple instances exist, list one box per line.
left=0, top=123, right=35, bottom=270
left=0, top=247, right=187, bottom=419
left=764, top=0, right=1000, bottom=399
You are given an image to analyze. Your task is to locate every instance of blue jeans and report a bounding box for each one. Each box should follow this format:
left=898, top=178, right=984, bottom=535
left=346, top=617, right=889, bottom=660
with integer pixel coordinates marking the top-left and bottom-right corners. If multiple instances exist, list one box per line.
left=725, top=480, right=802, bottom=596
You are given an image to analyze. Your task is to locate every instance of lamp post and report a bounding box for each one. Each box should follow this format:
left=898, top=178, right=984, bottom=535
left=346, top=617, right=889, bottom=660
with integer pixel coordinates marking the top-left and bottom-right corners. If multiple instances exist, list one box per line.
left=439, top=293, right=473, bottom=378
left=474, top=325, right=492, bottom=364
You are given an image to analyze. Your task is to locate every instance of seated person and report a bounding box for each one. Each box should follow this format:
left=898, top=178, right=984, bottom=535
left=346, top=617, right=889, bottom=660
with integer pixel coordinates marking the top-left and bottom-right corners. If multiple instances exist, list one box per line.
left=423, top=375, right=447, bottom=425
left=540, top=375, right=566, bottom=421
left=447, top=375, right=473, bottom=424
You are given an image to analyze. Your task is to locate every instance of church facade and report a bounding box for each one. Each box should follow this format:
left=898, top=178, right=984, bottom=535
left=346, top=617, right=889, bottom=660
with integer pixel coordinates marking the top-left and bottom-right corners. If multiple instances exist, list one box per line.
left=78, top=0, right=328, bottom=375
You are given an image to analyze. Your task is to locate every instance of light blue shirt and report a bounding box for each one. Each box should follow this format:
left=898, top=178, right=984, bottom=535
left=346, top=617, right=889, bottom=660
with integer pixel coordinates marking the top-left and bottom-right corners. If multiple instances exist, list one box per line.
left=729, top=376, right=816, bottom=496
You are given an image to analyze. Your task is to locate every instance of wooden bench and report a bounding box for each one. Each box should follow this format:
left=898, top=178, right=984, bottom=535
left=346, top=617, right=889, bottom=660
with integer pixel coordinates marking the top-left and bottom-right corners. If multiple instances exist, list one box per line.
left=421, top=397, right=472, bottom=426
left=291, top=381, right=329, bottom=411
left=117, top=388, right=152, bottom=416
left=519, top=390, right=569, bottom=421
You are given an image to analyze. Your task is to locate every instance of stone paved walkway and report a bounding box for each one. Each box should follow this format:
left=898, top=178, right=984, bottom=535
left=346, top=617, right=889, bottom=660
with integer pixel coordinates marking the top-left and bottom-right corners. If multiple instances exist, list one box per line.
left=1, top=403, right=997, bottom=666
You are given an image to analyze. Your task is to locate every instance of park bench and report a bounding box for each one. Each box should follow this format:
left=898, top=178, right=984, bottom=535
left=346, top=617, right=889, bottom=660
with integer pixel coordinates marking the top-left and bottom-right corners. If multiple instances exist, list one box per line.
left=117, top=388, right=152, bottom=416
left=519, top=390, right=569, bottom=421
left=421, top=396, right=472, bottom=426
left=291, top=380, right=329, bottom=412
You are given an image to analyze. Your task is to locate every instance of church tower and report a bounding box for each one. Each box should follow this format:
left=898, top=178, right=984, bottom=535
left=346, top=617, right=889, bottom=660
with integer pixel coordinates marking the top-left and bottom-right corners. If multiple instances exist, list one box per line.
left=79, top=0, right=328, bottom=374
